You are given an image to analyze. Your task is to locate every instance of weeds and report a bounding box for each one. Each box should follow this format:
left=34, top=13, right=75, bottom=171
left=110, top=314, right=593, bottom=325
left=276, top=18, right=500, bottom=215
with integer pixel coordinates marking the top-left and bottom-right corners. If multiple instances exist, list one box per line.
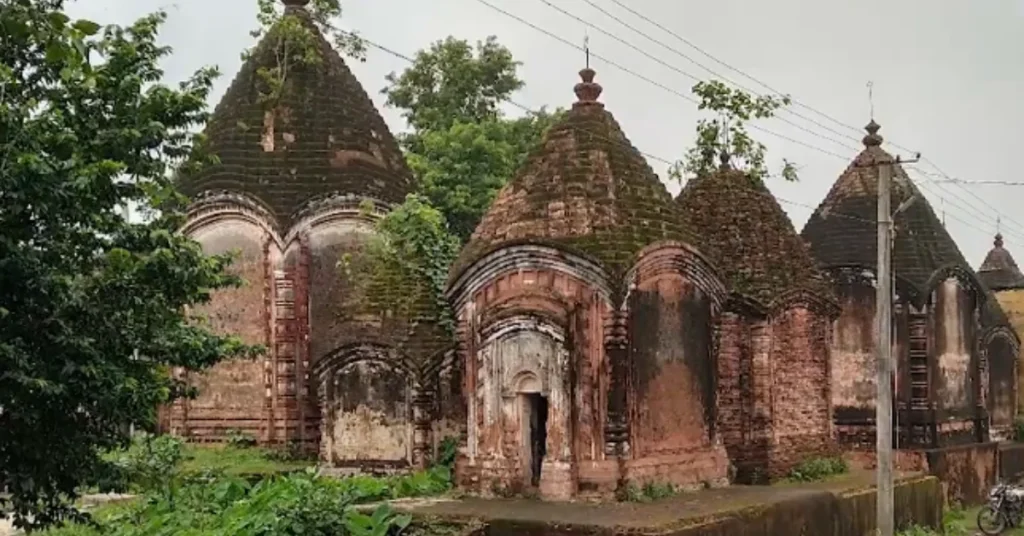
left=786, top=456, right=849, bottom=483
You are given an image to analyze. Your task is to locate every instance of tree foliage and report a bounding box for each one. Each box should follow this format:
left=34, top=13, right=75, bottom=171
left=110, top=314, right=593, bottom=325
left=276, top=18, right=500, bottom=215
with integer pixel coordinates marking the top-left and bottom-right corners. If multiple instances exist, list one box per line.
left=672, top=80, right=798, bottom=183
left=383, top=36, right=562, bottom=242
left=0, top=0, right=258, bottom=528
left=344, top=196, right=461, bottom=336
left=247, top=0, right=365, bottom=106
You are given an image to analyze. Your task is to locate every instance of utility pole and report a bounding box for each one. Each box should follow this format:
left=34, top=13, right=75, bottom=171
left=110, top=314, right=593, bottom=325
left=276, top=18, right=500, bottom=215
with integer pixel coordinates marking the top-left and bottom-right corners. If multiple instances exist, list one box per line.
left=856, top=118, right=920, bottom=536
left=875, top=158, right=895, bottom=536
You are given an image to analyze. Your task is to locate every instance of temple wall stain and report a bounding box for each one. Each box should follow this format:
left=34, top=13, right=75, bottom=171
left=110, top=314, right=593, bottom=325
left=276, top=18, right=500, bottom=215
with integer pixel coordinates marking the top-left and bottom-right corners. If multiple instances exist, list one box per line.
left=183, top=220, right=270, bottom=441
left=325, top=360, right=412, bottom=466
left=628, top=274, right=712, bottom=456
left=831, top=280, right=877, bottom=411
left=992, top=289, right=1024, bottom=411
left=934, top=279, right=975, bottom=411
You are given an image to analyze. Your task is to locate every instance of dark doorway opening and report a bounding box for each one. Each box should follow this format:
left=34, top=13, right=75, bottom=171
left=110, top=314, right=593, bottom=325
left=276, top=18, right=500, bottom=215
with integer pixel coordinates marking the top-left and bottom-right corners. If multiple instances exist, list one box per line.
left=526, top=393, right=549, bottom=487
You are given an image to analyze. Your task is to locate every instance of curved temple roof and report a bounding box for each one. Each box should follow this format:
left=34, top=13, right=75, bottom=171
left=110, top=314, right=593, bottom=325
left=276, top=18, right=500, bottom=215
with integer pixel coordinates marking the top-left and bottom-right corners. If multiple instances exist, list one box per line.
left=801, top=121, right=979, bottom=301
left=178, top=0, right=413, bottom=226
left=676, top=162, right=833, bottom=308
left=450, top=68, right=692, bottom=284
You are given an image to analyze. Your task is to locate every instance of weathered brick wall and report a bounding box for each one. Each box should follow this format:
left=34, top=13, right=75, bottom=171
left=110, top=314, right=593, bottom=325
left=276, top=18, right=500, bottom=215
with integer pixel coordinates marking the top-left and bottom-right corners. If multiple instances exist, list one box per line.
left=986, top=333, right=1017, bottom=431
left=625, top=272, right=729, bottom=489
left=767, top=305, right=834, bottom=475
left=830, top=279, right=876, bottom=441
left=627, top=274, right=714, bottom=457
left=304, top=222, right=414, bottom=468
left=717, top=311, right=773, bottom=483
left=933, top=278, right=977, bottom=416
left=182, top=220, right=271, bottom=442
left=452, top=258, right=611, bottom=500
left=993, top=289, right=1024, bottom=412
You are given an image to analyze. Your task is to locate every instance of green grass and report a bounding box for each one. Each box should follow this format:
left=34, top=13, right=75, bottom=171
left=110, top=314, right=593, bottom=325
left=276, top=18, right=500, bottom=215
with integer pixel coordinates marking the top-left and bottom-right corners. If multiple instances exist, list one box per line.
left=178, top=443, right=314, bottom=476
left=945, top=505, right=1024, bottom=535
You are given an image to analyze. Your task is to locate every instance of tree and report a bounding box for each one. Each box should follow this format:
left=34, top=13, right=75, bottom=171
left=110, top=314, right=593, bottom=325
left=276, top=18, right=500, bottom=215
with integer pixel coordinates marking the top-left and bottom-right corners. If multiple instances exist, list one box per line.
left=671, top=80, right=799, bottom=183
left=0, top=1, right=257, bottom=528
left=247, top=0, right=365, bottom=106
left=384, top=36, right=523, bottom=133
left=383, top=37, right=562, bottom=242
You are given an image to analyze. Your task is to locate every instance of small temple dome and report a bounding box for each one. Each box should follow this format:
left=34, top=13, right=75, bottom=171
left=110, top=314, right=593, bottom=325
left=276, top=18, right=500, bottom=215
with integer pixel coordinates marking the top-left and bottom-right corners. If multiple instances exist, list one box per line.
left=676, top=164, right=833, bottom=306
left=178, top=0, right=413, bottom=226
left=450, top=68, right=693, bottom=282
left=801, top=121, right=979, bottom=300
left=979, top=233, right=1024, bottom=291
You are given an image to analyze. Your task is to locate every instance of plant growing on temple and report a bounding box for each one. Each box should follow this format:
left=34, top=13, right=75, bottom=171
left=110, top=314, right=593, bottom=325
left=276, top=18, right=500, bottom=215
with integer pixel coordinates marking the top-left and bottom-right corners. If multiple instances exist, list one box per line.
left=342, top=195, right=461, bottom=336
left=0, top=1, right=258, bottom=529
left=671, top=80, right=799, bottom=183
left=246, top=0, right=365, bottom=106
left=383, top=37, right=563, bottom=241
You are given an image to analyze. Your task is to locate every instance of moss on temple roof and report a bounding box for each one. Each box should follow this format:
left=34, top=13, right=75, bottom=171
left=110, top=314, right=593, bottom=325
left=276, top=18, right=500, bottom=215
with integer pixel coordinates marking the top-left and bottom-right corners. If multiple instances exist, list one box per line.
left=449, top=68, right=693, bottom=284
left=800, top=121, right=979, bottom=302
left=675, top=165, right=834, bottom=307
left=177, top=3, right=413, bottom=227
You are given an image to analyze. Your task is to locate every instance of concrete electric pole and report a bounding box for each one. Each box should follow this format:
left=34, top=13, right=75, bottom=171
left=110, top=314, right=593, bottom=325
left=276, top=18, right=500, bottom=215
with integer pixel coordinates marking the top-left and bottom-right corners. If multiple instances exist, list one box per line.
left=856, top=132, right=920, bottom=536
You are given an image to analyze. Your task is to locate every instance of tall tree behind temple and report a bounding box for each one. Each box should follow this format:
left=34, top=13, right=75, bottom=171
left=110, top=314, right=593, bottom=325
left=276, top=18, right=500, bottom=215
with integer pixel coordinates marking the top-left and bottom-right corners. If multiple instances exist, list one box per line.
left=383, top=37, right=562, bottom=242
left=0, top=1, right=258, bottom=529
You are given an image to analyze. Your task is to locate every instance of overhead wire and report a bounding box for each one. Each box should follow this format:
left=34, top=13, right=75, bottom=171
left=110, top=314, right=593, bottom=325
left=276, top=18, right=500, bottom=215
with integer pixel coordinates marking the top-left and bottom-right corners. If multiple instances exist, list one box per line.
left=348, top=29, right=1024, bottom=254
left=575, top=0, right=1023, bottom=240
left=470, top=0, right=1024, bottom=247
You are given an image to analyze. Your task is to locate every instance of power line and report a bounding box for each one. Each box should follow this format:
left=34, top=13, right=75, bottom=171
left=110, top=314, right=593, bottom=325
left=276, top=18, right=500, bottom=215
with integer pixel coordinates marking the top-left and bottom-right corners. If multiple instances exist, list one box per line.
left=471, top=0, right=1024, bottom=245
left=473, top=0, right=854, bottom=162
left=350, top=28, right=1024, bottom=253
left=568, top=0, right=863, bottom=149
left=580, top=0, right=1023, bottom=242
left=599, top=0, right=864, bottom=138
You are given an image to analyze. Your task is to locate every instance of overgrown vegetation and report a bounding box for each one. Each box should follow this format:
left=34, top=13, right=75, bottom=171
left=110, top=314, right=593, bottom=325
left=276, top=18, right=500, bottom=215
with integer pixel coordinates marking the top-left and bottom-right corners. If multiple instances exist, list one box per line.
left=383, top=36, right=563, bottom=242
left=671, top=80, right=799, bottom=183
left=896, top=503, right=972, bottom=536
left=0, top=1, right=261, bottom=529
left=616, top=481, right=685, bottom=503
left=1013, top=416, right=1024, bottom=442
left=785, top=456, right=849, bottom=482
left=40, top=433, right=457, bottom=535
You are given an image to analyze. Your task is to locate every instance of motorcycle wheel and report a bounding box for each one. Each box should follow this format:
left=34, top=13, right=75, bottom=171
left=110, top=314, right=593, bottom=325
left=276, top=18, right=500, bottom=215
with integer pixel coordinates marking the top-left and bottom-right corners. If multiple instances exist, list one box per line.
left=978, top=506, right=1009, bottom=535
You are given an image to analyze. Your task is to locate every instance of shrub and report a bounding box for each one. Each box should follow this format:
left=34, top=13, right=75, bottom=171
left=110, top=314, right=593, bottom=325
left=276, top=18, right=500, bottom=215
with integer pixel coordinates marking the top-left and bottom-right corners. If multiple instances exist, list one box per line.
left=786, top=456, right=849, bottom=482
left=225, top=429, right=258, bottom=448
left=1012, top=416, right=1024, bottom=442
left=99, top=433, right=184, bottom=495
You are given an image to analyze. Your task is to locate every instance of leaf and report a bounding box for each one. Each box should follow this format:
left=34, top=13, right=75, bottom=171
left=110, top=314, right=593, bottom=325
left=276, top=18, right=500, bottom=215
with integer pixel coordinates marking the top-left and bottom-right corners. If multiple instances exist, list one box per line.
left=73, top=19, right=102, bottom=36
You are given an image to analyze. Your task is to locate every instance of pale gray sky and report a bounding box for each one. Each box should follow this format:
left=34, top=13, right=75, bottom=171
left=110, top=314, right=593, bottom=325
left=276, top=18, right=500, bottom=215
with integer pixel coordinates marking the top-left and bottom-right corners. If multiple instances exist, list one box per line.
left=67, top=0, right=1024, bottom=267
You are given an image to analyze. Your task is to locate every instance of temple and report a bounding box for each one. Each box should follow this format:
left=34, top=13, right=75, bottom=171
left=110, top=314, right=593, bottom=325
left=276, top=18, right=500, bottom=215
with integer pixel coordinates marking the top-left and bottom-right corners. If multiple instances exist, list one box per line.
left=801, top=121, right=1020, bottom=447
left=676, top=155, right=839, bottom=482
left=169, top=0, right=455, bottom=470
left=163, top=0, right=1023, bottom=502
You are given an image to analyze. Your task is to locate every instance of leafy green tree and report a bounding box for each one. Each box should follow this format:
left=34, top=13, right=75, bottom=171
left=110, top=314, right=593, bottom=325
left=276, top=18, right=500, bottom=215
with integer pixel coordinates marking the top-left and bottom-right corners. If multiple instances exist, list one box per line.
left=367, top=195, right=461, bottom=333
left=671, top=80, right=799, bottom=182
left=0, top=1, right=257, bottom=528
left=383, top=37, right=562, bottom=242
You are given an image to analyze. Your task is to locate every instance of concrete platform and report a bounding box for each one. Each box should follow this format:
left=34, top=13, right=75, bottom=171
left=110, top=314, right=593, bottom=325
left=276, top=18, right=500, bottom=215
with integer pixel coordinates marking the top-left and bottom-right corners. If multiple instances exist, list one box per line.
left=381, top=470, right=943, bottom=536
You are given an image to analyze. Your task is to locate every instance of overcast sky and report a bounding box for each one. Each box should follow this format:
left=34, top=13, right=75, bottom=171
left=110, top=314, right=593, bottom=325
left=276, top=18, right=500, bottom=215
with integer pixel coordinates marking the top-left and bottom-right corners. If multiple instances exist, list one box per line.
left=66, top=0, right=1024, bottom=267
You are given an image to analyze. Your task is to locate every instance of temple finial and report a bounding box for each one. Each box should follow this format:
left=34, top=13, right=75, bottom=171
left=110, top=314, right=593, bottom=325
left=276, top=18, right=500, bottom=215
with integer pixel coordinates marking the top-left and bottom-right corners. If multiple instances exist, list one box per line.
left=282, top=0, right=310, bottom=8
left=863, top=119, right=883, bottom=147
left=573, top=67, right=603, bottom=107
left=996, top=233, right=1005, bottom=249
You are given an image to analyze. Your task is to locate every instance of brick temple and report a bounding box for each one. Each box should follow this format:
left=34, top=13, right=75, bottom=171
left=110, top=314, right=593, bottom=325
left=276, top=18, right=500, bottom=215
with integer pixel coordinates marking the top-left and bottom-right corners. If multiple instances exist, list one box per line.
left=164, top=0, right=1021, bottom=501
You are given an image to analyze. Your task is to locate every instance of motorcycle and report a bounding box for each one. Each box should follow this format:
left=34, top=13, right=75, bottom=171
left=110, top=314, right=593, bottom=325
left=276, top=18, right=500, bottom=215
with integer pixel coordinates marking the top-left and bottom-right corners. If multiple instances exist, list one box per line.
left=978, top=482, right=1024, bottom=535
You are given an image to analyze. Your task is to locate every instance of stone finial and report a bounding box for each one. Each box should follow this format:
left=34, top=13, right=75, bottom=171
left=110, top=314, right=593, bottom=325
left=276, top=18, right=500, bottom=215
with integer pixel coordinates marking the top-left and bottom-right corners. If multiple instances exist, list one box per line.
left=573, top=68, right=604, bottom=107
left=863, top=119, right=883, bottom=147
left=995, top=233, right=1005, bottom=248
left=719, top=150, right=731, bottom=170
left=282, top=0, right=310, bottom=7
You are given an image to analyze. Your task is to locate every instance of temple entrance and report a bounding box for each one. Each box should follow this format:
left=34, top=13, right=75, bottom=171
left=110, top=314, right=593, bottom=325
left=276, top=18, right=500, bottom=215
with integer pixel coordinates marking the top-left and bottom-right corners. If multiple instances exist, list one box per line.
left=521, top=393, right=549, bottom=487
